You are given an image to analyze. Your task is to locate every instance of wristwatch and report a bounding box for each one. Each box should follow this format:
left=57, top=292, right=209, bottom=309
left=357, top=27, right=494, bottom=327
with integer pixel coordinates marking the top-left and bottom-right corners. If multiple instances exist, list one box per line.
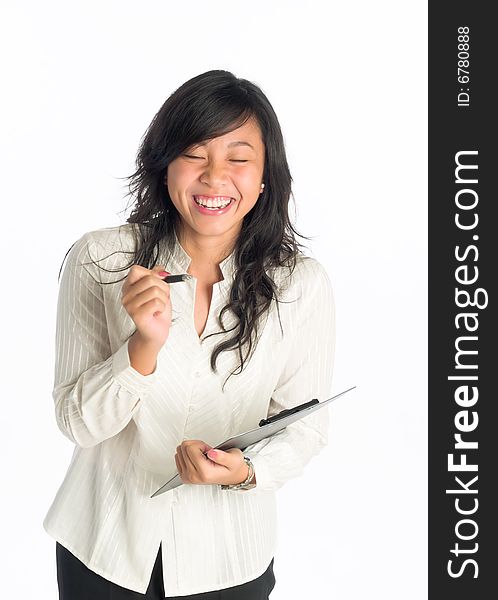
left=219, top=456, right=256, bottom=490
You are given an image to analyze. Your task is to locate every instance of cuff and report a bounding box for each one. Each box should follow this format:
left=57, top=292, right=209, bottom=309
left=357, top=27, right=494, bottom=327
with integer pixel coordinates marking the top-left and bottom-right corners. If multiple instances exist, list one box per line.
left=112, top=338, right=159, bottom=396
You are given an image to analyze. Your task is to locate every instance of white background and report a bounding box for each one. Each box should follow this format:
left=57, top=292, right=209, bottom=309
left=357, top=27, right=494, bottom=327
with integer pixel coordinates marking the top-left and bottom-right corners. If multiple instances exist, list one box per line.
left=0, top=1, right=427, bottom=598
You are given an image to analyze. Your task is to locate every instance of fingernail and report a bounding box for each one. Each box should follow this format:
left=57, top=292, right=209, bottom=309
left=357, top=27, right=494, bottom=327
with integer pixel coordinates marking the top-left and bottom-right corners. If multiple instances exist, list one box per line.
left=158, top=271, right=170, bottom=277
left=208, top=450, right=217, bottom=457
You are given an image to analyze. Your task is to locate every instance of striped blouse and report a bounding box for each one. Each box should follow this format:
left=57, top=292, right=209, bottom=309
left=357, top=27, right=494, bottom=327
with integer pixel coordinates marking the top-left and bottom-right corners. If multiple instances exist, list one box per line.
left=43, top=223, right=336, bottom=596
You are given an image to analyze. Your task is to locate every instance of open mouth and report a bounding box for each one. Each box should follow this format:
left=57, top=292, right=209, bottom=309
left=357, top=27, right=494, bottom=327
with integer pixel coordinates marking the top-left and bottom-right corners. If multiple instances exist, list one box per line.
left=192, top=195, right=236, bottom=211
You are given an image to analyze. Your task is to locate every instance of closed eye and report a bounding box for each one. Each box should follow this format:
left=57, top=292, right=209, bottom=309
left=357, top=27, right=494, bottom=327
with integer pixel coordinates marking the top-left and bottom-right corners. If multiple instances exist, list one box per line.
left=183, top=154, right=248, bottom=163
left=183, top=154, right=249, bottom=162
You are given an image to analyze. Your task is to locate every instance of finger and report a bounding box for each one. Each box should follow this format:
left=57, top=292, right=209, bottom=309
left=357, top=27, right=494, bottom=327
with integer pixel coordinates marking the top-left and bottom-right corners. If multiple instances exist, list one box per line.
left=175, top=447, right=187, bottom=480
left=123, top=273, right=170, bottom=302
left=226, top=448, right=244, bottom=460
left=180, top=444, right=201, bottom=478
left=176, top=453, right=191, bottom=484
left=175, top=453, right=184, bottom=481
left=122, top=264, right=155, bottom=293
left=187, top=444, right=211, bottom=473
left=177, top=444, right=198, bottom=480
left=122, top=266, right=169, bottom=298
left=150, top=265, right=171, bottom=280
left=183, top=440, right=213, bottom=462
left=135, top=298, right=168, bottom=320
left=182, top=439, right=213, bottom=454
left=123, top=286, right=169, bottom=316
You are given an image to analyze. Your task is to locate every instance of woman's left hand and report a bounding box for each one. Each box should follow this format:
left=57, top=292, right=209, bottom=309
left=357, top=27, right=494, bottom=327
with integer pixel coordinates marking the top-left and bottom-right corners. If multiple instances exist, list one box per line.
left=175, top=440, right=249, bottom=486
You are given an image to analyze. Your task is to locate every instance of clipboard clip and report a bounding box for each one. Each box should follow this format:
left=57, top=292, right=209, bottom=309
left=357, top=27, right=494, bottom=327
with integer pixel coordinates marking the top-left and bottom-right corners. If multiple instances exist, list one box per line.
left=258, top=398, right=319, bottom=427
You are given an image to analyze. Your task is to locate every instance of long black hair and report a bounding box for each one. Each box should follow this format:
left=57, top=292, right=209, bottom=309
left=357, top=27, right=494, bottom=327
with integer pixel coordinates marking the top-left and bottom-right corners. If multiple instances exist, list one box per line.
left=60, top=69, right=312, bottom=388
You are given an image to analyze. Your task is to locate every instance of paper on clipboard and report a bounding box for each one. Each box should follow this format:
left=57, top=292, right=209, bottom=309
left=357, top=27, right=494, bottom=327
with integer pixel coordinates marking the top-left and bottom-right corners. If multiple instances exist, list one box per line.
left=150, top=386, right=356, bottom=498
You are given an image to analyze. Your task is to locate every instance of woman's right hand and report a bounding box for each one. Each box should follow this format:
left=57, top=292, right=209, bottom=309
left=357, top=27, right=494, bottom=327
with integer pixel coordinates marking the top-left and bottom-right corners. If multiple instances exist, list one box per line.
left=121, top=265, right=172, bottom=348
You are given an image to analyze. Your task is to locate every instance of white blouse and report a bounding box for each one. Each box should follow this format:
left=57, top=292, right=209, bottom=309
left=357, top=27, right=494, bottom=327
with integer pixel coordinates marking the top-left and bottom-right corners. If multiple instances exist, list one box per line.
left=43, top=223, right=336, bottom=596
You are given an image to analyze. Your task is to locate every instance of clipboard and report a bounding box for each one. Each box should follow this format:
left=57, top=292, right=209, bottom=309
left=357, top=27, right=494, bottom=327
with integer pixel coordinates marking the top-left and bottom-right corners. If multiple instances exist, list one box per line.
left=150, top=386, right=356, bottom=498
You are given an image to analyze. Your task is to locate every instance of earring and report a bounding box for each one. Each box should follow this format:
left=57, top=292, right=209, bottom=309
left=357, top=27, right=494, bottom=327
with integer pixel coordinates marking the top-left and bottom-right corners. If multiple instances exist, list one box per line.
left=260, top=183, right=265, bottom=192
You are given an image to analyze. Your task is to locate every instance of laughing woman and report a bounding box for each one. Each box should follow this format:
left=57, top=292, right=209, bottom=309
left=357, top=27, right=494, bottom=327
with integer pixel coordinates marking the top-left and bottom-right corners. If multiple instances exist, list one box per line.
left=43, top=69, right=336, bottom=599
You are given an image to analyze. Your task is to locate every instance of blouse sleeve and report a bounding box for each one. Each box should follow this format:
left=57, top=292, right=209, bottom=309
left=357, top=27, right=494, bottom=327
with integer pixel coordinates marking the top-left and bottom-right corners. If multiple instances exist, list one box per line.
left=52, top=231, right=159, bottom=448
left=231, top=258, right=336, bottom=493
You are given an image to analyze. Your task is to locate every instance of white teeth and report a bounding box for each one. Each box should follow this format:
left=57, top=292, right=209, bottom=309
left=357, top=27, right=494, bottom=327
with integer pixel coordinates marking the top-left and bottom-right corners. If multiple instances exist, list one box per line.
left=194, top=196, right=232, bottom=209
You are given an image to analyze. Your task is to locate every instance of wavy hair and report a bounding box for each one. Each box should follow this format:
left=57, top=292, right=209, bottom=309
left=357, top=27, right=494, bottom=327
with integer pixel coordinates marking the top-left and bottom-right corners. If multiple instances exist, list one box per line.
left=60, top=69, right=312, bottom=389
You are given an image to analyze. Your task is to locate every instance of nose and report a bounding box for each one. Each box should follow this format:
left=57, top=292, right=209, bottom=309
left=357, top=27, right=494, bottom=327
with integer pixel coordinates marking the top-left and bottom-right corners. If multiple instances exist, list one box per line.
left=200, top=157, right=229, bottom=189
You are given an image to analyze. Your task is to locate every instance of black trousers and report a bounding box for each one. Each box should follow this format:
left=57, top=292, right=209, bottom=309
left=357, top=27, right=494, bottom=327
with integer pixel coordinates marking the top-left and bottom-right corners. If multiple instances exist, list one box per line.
left=56, top=542, right=276, bottom=599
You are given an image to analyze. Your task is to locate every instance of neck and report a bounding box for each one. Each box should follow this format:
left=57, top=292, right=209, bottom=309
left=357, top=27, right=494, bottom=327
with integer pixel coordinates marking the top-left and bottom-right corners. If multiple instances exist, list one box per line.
left=176, top=222, right=238, bottom=281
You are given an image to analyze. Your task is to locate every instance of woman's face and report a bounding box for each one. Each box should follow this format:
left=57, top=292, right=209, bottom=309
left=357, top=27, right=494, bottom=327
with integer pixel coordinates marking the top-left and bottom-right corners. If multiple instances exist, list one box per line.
left=166, top=117, right=265, bottom=242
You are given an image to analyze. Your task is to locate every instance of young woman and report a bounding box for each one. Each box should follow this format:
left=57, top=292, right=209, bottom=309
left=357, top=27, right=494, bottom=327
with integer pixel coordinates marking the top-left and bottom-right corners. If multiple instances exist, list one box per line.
left=43, top=69, right=336, bottom=599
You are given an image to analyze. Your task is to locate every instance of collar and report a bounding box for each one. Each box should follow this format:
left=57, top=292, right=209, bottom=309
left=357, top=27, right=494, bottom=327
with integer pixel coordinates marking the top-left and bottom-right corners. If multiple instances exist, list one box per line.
left=167, top=228, right=237, bottom=282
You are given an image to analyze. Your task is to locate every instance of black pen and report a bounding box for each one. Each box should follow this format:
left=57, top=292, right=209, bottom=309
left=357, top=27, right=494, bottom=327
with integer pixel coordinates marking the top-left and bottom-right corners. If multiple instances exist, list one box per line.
left=162, top=273, right=193, bottom=283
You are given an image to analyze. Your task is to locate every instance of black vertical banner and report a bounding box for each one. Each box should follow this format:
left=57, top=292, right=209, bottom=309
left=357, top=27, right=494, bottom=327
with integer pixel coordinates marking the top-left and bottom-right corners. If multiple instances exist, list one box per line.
left=429, top=3, right=496, bottom=598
